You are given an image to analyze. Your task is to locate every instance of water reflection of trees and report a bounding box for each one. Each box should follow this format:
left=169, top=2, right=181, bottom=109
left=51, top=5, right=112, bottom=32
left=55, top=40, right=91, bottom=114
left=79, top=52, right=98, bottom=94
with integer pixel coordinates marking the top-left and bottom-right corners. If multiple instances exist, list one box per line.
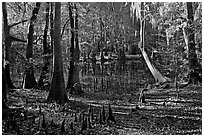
left=80, top=60, right=155, bottom=95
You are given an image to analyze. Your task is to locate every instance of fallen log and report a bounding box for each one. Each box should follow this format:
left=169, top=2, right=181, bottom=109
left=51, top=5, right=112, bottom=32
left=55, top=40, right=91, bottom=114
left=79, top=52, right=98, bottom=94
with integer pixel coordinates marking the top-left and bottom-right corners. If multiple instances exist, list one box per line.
left=125, top=54, right=142, bottom=60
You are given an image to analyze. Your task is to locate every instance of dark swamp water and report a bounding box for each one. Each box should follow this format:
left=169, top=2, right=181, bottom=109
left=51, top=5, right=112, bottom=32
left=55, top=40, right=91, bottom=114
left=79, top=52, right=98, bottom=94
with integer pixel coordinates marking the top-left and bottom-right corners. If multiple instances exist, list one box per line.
left=5, top=58, right=202, bottom=135
left=11, top=57, right=155, bottom=93
left=79, top=59, right=155, bottom=95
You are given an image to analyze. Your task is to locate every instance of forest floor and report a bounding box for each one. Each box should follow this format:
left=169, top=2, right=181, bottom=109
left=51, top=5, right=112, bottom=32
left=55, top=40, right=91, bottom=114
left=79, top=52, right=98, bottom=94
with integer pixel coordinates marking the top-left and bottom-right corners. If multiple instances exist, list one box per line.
left=2, top=83, right=202, bottom=135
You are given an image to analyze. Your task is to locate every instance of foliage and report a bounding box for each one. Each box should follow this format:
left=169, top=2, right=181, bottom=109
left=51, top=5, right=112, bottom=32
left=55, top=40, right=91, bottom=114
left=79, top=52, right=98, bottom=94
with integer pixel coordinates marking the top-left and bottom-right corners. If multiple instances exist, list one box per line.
left=2, top=2, right=202, bottom=135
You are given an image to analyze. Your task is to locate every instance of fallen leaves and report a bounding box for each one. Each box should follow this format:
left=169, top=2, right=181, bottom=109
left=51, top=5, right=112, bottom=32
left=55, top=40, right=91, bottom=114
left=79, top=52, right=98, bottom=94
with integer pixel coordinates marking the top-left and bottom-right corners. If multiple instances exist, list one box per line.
left=2, top=84, right=202, bottom=135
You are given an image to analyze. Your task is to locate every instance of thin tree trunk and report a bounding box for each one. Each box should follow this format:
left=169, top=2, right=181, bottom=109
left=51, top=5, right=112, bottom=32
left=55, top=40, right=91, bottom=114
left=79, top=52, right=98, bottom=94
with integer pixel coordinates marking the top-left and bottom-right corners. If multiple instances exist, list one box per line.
left=66, top=3, right=75, bottom=91
left=49, top=3, right=54, bottom=80
left=140, top=48, right=170, bottom=83
left=50, top=3, right=54, bottom=53
left=23, top=2, right=41, bottom=89
left=2, top=66, right=9, bottom=109
left=138, top=2, right=171, bottom=83
left=47, top=2, right=68, bottom=104
left=74, top=3, right=80, bottom=61
left=100, top=16, right=104, bottom=53
left=38, top=2, right=51, bottom=89
left=2, top=2, right=15, bottom=89
left=176, top=2, right=202, bottom=88
left=182, top=25, right=188, bottom=52
left=186, top=2, right=200, bottom=71
left=186, top=2, right=202, bottom=83
left=66, top=3, right=83, bottom=95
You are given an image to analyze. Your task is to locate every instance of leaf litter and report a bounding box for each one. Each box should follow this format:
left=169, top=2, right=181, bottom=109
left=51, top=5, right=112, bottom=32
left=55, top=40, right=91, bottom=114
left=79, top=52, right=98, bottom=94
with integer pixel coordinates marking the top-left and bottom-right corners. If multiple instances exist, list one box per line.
left=2, top=85, right=202, bottom=135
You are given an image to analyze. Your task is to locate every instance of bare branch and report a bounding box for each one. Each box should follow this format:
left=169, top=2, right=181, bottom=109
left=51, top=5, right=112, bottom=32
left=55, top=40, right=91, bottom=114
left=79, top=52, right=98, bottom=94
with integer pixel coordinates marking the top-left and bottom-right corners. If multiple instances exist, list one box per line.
left=11, top=50, right=27, bottom=63
left=61, top=19, right=69, bottom=37
left=8, top=19, right=28, bottom=28
left=10, top=36, right=27, bottom=43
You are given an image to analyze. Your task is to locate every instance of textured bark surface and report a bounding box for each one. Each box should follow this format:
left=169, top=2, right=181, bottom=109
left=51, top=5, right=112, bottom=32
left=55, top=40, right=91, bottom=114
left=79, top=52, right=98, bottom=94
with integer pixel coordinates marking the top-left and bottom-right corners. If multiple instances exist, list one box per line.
left=187, top=2, right=198, bottom=70
left=138, top=2, right=170, bottom=83
left=23, top=2, right=41, bottom=89
left=186, top=2, right=202, bottom=83
left=47, top=2, right=68, bottom=104
left=67, top=3, right=83, bottom=95
left=50, top=3, right=54, bottom=53
left=2, top=2, right=15, bottom=89
left=2, top=67, right=9, bottom=109
left=74, top=3, right=80, bottom=61
left=38, top=2, right=51, bottom=89
left=140, top=47, right=170, bottom=83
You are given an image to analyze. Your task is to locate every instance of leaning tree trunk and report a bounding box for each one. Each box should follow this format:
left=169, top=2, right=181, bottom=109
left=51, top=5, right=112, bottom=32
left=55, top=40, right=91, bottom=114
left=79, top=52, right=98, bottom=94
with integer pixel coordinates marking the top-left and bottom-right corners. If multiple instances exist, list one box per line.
left=138, top=2, right=171, bottom=83
left=47, top=2, right=68, bottom=104
left=185, top=2, right=202, bottom=83
left=23, top=2, right=41, bottom=89
left=66, top=3, right=83, bottom=95
left=38, top=2, right=51, bottom=89
left=2, top=2, right=15, bottom=89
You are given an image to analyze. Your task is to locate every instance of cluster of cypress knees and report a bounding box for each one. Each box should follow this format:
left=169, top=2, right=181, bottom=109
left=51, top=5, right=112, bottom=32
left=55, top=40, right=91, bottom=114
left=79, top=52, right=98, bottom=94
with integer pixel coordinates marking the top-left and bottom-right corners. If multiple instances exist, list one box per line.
left=4, top=89, right=145, bottom=134
left=5, top=88, right=150, bottom=135
left=60, top=104, right=116, bottom=134
left=41, top=104, right=115, bottom=134
left=4, top=104, right=115, bottom=135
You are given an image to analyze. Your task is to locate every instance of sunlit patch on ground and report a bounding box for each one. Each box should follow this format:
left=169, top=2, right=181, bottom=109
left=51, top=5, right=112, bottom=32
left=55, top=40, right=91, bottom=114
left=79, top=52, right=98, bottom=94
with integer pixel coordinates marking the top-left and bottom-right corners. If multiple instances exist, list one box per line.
left=2, top=85, right=202, bottom=135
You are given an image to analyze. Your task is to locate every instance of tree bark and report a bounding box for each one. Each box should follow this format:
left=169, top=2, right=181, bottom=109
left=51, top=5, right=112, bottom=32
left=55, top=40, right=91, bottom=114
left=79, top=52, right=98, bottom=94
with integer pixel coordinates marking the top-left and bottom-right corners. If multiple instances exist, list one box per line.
left=50, top=3, right=54, bottom=53
left=2, top=2, right=15, bottom=89
left=23, top=2, right=41, bottom=89
left=74, top=3, right=80, bottom=61
left=138, top=2, right=171, bottom=83
left=186, top=3, right=199, bottom=71
left=69, top=3, right=75, bottom=60
left=49, top=2, right=54, bottom=80
left=2, top=66, right=9, bottom=109
left=38, top=2, right=51, bottom=89
left=66, top=3, right=75, bottom=90
left=47, top=2, right=68, bottom=104
left=186, top=2, right=202, bottom=84
left=66, top=3, right=83, bottom=95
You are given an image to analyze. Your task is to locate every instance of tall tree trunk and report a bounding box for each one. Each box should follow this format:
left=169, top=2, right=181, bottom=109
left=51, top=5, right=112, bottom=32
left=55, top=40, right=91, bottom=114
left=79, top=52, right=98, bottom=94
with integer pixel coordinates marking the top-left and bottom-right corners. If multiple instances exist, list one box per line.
left=66, top=3, right=83, bottom=95
left=186, top=2, right=202, bottom=83
left=187, top=2, right=200, bottom=71
left=2, top=66, right=9, bottom=109
left=2, top=2, right=15, bottom=89
left=47, top=2, right=68, bottom=104
left=23, top=2, right=41, bottom=89
left=49, top=3, right=54, bottom=81
left=74, top=3, right=80, bottom=61
left=38, top=2, right=51, bottom=89
left=182, top=24, right=188, bottom=52
left=66, top=3, right=75, bottom=90
left=138, top=2, right=171, bottom=83
left=50, top=3, right=54, bottom=56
